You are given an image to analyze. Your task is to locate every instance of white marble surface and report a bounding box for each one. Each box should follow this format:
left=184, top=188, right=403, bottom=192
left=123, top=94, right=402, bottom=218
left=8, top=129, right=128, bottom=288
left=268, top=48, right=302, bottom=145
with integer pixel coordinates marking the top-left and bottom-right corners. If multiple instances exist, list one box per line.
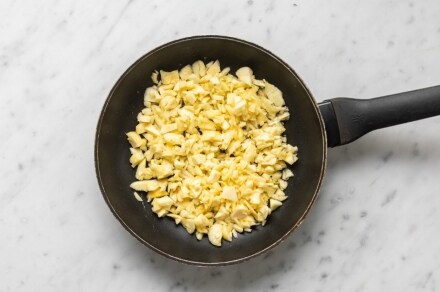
left=1, top=0, right=440, bottom=291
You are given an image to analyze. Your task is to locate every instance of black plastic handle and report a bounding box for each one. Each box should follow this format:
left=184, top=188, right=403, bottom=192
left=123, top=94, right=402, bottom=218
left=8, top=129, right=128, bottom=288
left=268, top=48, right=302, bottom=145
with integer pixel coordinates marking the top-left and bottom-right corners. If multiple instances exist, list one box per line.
left=319, top=85, right=440, bottom=147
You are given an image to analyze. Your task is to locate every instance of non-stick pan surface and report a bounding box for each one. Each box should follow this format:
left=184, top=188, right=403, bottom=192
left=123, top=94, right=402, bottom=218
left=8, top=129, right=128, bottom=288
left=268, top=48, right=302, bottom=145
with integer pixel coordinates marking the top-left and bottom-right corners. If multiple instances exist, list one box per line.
left=95, top=36, right=327, bottom=265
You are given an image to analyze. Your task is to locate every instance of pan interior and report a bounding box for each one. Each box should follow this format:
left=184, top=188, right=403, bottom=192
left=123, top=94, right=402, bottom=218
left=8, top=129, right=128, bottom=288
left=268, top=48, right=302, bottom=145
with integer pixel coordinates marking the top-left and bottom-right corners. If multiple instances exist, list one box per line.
left=95, top=36, right=326, bottom=265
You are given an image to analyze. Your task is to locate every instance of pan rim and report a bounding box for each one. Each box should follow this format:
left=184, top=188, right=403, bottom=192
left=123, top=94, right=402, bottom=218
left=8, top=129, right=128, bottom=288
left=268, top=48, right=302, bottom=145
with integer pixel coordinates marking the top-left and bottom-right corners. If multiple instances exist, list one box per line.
left=94, top=35, right=328, bottom=266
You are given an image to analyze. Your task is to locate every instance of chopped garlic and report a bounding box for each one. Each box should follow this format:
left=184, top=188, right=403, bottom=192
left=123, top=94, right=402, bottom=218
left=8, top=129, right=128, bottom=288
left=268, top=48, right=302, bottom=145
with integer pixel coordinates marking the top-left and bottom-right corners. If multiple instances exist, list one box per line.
left=264, top=82, right=285, bottom=107
left=282, top=168, right=294, bottom=180
left=160, top=70, right=179, bottom=85
left=235, top=67, right=254, bottom=85
left=269, top=199, right=283, bottom=211
left=127, top=60, right=298, bottom=247
left=208, top=224, right=223, bottom=247
left=126, top=132, right=145, bottom=148
left=130, top=180, right=161, bottom=192
left=221, top=186, right=237, bottom=201
left=133, top=192, right=143, bottom=202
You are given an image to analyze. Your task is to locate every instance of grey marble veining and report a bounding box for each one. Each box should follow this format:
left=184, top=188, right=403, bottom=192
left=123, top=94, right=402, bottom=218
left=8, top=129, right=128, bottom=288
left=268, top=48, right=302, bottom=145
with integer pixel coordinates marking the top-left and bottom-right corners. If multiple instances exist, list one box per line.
left=1, top=0, right=440, bottom=291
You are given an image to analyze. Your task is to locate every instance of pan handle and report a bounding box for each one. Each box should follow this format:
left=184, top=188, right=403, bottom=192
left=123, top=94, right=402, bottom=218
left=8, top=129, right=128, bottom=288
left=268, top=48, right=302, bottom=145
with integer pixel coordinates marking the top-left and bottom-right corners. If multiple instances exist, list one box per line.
left=318, top=85, right=440, bottom=147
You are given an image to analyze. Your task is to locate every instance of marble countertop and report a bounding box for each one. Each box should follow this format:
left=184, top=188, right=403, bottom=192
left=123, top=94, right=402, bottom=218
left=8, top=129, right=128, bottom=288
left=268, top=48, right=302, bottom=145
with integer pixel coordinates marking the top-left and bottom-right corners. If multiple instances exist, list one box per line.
left=2, top=0, right=440, bottom=291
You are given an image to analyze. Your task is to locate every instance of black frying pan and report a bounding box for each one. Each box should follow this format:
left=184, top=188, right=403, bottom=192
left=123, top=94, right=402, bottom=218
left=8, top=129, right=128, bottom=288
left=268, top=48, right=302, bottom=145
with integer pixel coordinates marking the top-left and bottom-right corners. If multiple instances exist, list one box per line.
left=95, top=35, right=440, bottom=266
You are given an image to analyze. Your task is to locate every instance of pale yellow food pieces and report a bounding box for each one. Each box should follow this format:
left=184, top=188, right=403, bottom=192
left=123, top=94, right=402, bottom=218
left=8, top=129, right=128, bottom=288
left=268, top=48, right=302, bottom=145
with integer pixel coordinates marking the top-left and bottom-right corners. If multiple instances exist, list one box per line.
left=235, top=67, right=254, bottom=85
left=126, top=132, right=144, bottom=148
left=130, top=180, right=161, bottom=192
left=129, top=148, right=144, bottom=167
left=269, top=199, right=283, bottom=211
left=264, top=82, right=285, bottom=107
left=126, top=60, right=298, bottom=247
left=160, top=70, right=179, bottom=85
left=221, top=186, right=238, bottom=201
left=208, top=223, right=223, bottom=247
left=133, top=192, right=143, bottom=202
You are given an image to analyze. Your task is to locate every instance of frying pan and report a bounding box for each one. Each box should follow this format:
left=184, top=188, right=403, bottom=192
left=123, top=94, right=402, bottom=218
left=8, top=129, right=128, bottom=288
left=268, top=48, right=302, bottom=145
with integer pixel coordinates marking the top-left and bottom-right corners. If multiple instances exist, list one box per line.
left=95, top=35, right=440, bottom=266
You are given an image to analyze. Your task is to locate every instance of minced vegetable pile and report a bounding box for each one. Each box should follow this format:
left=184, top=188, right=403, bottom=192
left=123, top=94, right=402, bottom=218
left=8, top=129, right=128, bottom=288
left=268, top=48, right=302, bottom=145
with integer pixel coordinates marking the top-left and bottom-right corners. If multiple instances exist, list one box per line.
left=126, top=60, right=298, bottom=246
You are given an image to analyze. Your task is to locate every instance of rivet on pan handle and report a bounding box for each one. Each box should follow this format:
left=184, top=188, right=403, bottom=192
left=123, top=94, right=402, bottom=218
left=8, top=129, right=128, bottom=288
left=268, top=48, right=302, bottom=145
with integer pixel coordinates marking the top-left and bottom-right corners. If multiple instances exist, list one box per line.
left=318, top=85, right=440, bottom=147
